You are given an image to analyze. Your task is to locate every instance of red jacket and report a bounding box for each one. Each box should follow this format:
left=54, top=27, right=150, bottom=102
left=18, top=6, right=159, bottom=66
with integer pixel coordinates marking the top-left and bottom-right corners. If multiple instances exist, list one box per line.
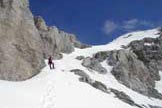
left=48, top=57, right=53, bottom=64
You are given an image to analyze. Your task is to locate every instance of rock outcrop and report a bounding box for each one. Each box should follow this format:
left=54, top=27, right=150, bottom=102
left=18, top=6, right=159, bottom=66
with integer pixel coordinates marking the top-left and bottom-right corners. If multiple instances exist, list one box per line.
left=128, top=36, right=162, bottom=80
left=93, top=51, right=110, bottom=62
left=0, top=0, right=45, bottom=81
left=107, top=49, right=162, bottom=99
left=70, top=69, right=108, bottom=93
left=82, top=29, right=162, bottom=99
left=110, top=88, right=142, bottom=108
left=76, top=56, right=85, bottom=60
left=70, top=69, right=92, bottom=83
left=0, top=0, right=90, bottom=81
left=82, top=57, right=107, bottom=74
left=34, top=16, right=90, bottom=59
left=70, top=69, right=143, bottom=107
left=85, top=31, right=162, bottom=99
left=149, top=105, right=162, bottom=108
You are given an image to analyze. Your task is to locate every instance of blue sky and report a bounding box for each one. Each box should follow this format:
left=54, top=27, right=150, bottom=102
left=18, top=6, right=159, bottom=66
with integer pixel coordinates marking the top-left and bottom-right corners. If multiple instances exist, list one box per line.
left=29, top=0, right=162, bottom=45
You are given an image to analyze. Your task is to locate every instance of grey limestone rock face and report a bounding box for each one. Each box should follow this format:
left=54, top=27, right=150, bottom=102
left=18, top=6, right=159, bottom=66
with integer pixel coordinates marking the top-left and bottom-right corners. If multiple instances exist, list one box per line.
left=108, top=50, right=151, bottom=95
left=106, top=30, right=162, bottom=99
left=128, top=33, right=162, bottom=81
left=0, top=0, right=45, bottom=81
left=128, top=36, right=162, bottom=81
left=73, top=40, right=91, bottom=49
left=34, top=16, right=73, bottom=59
left=34, top=16, right=90, bottom=59
left=93, top=51, right=110, bottom=62
left=107, top=49, right=162, bottom=99
left=0, top=0, right=90, bottom=81
left=82, top=57, right=107, bottom=74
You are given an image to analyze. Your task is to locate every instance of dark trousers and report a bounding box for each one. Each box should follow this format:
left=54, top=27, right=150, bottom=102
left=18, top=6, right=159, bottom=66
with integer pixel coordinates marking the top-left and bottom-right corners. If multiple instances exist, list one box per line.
left=49, top=63, right=55, bottom=69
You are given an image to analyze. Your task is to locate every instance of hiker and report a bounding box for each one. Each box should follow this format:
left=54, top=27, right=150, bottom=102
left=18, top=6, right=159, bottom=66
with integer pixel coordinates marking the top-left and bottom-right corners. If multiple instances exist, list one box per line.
left=48, top=56, right=55, bottom=69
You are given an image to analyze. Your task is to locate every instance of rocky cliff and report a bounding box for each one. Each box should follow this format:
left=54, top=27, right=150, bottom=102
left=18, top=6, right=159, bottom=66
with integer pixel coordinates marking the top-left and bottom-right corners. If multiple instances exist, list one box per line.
left=81, top=28, right=162, bottom=99
left=0, top=0, right=89, bottom=81
left=0, top=0, right=45, bottom=81
left=34, top=16, right=90, bottom=59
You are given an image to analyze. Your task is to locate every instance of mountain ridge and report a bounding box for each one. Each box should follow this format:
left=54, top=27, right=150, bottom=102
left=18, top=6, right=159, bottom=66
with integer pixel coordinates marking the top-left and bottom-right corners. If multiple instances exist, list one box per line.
left=0, top=0, right=89, bottom=81
left=0, top=0, right=162, bottom=108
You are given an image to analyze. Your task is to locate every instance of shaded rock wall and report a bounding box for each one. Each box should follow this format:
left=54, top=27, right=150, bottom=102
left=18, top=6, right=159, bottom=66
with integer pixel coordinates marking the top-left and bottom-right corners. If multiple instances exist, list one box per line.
left=0, top=0, right=89, bottom=81
left=34, top=16, right=90, bottom=59
left=82, top=57, right=107, bottom=74
left=107, top=50, right=161, bottom=98
left=106, top=33, right=162, bottom=99
left=87, top=32, right=162, bottom=99
left=0, top=0, right=45, bottom=81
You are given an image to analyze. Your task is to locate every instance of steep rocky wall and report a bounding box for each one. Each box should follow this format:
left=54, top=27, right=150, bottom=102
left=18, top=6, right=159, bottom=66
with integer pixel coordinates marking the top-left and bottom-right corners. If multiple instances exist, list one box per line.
left=0, top=0, right=45, bottom=81
left=0, top=0, right=90, bottom=81
left=82, top=30, right=162, bottom=99
left=34, top=16, right=90, bottom=59
left=107, top=50, right=162, bottom=99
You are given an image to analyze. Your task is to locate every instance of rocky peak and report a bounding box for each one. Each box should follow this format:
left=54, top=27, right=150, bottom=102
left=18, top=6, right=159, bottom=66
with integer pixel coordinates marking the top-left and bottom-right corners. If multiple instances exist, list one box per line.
left=34, top=16, right=48, bottom=31
left=34, top=16, right=90, bottom=59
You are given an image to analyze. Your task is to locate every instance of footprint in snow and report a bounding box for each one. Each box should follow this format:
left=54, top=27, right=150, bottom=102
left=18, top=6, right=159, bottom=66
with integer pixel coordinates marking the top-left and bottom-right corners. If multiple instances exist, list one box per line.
left=40, top=81, right=55, bottom=108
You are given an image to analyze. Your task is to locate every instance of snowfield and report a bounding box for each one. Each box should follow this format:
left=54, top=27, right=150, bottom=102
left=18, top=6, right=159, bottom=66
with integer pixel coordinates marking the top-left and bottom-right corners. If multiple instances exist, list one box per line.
left=0, top=29, right=162, bottom=108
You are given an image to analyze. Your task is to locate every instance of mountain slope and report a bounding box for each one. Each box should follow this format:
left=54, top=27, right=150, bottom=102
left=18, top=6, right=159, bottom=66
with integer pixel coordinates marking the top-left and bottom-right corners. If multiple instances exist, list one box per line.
left=0, top=28, right=162, bottom=108
left=0, top=0, right=89, bottom=81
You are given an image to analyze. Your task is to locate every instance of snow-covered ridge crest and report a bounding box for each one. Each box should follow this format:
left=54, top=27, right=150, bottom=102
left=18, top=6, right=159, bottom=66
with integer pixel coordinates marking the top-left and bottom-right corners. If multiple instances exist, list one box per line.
left=67, top=29, right=162, bottom=107
left=73, top=28, right=160, bottom=57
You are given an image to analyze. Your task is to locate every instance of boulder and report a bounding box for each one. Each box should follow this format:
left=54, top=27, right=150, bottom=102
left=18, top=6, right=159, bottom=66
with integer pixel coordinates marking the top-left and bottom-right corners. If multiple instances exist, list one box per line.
left=82, top=57, right=107, bottom=74
left=76, top=56, right=85, bottom=60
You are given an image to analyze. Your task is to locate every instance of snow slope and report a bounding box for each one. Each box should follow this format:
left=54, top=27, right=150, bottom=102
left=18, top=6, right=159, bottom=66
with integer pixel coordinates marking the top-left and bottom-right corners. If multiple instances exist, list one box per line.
left=156, top=71, right=162, bottom=94
left=0, top=29, right=161, bottom=108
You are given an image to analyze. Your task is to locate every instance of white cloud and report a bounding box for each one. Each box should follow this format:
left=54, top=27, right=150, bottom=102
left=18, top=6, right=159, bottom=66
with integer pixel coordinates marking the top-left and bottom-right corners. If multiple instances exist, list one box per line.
left=123, top=19, right=139, bottom=30
left=139, top=20, right=154, bottom=27
left=103, top=20, right=118, bottom=35
left=122, top=19, right=155, bottom=31
left=103, top=19, right=161, bottom=35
